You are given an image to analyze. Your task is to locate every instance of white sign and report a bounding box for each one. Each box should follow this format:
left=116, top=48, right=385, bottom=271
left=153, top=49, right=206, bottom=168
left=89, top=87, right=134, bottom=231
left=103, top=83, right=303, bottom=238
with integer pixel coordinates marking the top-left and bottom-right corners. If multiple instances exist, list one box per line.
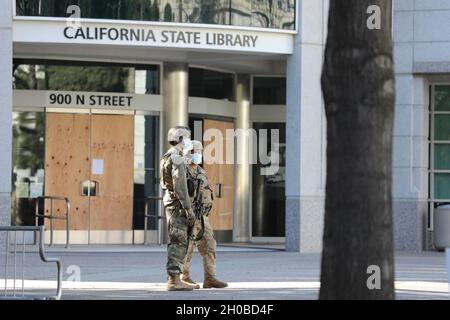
left=13, top=18, right=294, bottom=54
left=48, top=92, right=133, bottom=108
left=92, top=159, right=104, bottom=175
left=13, top=90, right=162, bottom=112
left=30, top=182, right=44, bottom=198
left=446, top=248, right=450, bottom=285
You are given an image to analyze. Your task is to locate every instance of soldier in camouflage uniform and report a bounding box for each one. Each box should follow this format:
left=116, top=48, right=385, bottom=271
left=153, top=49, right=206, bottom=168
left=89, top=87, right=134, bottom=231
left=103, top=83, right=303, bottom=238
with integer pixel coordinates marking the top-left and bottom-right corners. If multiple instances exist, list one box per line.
left=181, top=140, right=228, bottom=289
left=160, top=126, right=197, bottom=291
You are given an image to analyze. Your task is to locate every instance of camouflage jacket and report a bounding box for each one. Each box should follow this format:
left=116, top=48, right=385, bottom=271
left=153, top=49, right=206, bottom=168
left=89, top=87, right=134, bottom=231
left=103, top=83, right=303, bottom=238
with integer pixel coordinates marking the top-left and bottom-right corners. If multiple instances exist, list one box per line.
left=187, top=165, right=213, bottom=206
left=160, top=147, right=192, bottom=209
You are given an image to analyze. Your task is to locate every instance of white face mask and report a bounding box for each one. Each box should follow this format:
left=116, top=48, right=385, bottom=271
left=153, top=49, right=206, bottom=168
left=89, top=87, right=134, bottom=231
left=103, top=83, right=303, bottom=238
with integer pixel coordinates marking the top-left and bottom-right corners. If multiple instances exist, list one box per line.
left=191, top=153, right=202, bottom=164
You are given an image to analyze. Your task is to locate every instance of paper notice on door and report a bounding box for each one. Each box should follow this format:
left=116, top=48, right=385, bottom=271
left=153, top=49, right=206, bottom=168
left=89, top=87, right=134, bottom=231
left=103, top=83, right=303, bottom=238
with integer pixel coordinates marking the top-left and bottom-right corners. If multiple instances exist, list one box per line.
left=92, top=159, right=104, bottom=175
left=29, top=182, right=43, bottom=198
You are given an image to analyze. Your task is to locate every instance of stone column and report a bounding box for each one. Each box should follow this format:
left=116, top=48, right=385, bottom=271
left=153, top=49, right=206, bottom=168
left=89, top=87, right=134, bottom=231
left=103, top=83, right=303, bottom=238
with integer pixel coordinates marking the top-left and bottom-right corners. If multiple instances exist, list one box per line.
left=392, top=1, right=430, bottom=251
left=162, top=62, right=189, bottom=147
left=285, top=0, right=328, bottom=252
left=233, top=74, right=251, bottom=242
left=161, top=62, right=189, bottom=243
left=0, top=0, right=13, bottom=237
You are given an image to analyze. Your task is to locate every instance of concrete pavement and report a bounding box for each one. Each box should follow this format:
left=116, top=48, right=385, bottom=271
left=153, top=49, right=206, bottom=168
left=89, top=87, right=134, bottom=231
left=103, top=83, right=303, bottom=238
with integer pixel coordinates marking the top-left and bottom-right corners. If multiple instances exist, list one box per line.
left=0, top=246, right=449, bottom=300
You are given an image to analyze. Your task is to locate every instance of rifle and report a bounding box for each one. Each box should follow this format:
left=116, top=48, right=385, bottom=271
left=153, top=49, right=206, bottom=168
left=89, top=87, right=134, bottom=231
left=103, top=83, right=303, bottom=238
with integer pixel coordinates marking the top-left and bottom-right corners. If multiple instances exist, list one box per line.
left=187, top=178, right=205, bottom=243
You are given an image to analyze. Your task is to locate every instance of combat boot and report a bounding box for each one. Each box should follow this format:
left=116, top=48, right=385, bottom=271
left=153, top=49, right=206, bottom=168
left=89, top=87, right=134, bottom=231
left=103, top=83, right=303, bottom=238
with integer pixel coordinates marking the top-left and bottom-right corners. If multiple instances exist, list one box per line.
left=167, top=274, right=196, bottom=291
left=181, top=274, right=201, bottom=289
left=203, top=276, right=228, bottom=289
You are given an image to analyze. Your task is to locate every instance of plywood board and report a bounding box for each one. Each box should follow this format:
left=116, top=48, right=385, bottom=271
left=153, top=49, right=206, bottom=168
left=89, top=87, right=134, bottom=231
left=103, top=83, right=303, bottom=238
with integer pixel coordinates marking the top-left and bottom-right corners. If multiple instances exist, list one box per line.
left=203, top=119, right=234, bottom=231
left=44, top=113, right=90, bottom=230
left=89, top=114, right=134, bottom=230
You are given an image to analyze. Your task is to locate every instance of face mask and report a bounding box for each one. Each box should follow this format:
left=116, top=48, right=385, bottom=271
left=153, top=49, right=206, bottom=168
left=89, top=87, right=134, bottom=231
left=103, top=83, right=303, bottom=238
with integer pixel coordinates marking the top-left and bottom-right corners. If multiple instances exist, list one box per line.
left=182, top=138, right=192, bottom=151
left=191, top=153, right=202, bottom=164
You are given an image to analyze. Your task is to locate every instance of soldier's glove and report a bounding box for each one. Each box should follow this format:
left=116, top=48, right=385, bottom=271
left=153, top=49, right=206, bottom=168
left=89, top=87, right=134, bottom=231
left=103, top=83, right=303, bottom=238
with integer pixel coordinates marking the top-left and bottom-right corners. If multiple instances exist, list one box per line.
left=186, top=208, right=196, bottom=227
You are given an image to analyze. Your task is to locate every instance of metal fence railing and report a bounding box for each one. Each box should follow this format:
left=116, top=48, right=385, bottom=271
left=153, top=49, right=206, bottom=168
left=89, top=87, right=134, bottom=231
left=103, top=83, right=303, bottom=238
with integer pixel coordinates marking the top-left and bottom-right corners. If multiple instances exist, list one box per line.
left=0, top=225, right=62, bottom=300
left=144, top=196, right=164, bottom=245
left=35, top=196, right=71, bottom=248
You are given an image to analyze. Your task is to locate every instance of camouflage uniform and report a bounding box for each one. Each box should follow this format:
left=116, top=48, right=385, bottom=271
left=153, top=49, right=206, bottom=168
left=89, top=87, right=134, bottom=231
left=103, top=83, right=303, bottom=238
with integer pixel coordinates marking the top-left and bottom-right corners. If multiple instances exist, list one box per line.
left=182, top=165, right=217, bottom=279
left=160, top=146, right=192, bottom=277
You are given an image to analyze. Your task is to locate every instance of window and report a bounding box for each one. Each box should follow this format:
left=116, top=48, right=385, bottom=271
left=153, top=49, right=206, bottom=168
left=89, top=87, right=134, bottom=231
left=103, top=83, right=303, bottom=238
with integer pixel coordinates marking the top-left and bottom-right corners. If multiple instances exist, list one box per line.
left=16, top=0, right=296, bottom=30
left=431, top=85, right=450, bottom=201
left=253, top=77, right=286, bottom=105
left=13, top=61, right=160, bottom=94
left=133, top=115, right=160, bottom=230
left=189, top=68, right=235, bottom=101
left=12, top=112, right=46, bottom=226
left=252, top=122, right=286, bottom=237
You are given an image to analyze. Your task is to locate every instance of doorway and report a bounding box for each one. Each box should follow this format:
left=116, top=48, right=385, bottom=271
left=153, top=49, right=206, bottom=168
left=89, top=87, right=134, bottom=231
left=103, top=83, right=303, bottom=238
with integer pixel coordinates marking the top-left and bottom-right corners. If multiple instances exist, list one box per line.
left=44, top=112, right=134, bottom=244
left=189, top=117, right=235, bottom=242
left=251, top=122, right=286, bottom=239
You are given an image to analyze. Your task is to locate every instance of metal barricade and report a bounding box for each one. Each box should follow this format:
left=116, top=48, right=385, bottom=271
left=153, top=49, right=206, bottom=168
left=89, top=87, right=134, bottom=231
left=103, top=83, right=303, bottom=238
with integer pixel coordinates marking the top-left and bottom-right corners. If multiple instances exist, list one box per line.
left=35, top=196, right=71, bottom=248
left=144, top=196, right=165, bottom=245
left=0, top=225, right=62, bottom=300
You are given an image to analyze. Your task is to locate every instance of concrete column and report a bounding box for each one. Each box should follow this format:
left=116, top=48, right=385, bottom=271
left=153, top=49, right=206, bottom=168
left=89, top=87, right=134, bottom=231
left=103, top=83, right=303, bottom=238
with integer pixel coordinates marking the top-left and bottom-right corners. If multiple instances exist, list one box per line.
left=285, top=0, right=328, bottom=252
left=286, top=40, right=301, bottom=252
left=0, top=1, right=12, bottom=237
left=391, top=75, right=429, bottom=252
left=233, top=74, right=251, bottom=242
left=162, top=62, right=189, bottom=147
left=161, top=62, right=189, bottom=243
left=392, top=2, right=429, bottom=251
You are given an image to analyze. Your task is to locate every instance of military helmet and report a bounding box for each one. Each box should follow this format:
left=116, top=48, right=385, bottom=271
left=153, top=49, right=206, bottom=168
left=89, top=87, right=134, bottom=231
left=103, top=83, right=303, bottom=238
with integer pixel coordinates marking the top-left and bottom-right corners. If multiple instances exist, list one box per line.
left=191, top=140, right=203, bottom=152
left=186, top=140, right=203, bottom=152
left=167, top=126, right=191, bottom=143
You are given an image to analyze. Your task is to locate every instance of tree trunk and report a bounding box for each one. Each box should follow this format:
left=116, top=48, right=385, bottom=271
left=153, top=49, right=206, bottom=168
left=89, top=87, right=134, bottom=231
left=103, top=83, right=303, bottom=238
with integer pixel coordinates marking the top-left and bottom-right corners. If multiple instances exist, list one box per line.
left=320, top=0, right=395, bottom=300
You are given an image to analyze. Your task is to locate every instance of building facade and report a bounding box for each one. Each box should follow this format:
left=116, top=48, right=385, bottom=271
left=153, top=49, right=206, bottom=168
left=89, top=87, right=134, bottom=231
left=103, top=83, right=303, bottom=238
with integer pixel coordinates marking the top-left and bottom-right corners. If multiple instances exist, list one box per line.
left=0, top=0, right=448, bottom=252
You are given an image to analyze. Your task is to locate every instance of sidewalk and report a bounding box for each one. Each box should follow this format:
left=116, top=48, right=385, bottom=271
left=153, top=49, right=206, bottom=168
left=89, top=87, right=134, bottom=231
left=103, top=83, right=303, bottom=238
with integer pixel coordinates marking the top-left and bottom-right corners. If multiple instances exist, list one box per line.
left=1, top=247, right=449, bottom=300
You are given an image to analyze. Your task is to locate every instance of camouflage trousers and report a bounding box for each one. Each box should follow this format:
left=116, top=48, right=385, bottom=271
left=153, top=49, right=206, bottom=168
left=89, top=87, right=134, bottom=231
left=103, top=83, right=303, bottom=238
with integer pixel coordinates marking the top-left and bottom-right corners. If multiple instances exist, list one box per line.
left=165, top=205, right=189, bottom=277
left=182, top=214, right=217, bottom=278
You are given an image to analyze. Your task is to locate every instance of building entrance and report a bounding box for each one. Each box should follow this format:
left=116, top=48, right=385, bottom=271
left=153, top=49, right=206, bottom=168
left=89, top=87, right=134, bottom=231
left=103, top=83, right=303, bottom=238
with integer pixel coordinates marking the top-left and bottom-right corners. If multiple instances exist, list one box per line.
left=44, top=112, right=134, bottom=244
left=189, top=117, right=235, bottom=242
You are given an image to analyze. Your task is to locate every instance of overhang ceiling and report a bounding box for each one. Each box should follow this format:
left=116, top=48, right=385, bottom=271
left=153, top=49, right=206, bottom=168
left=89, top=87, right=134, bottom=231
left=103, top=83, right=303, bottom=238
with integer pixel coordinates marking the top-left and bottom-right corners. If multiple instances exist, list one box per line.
left=14, top=42, right=287, bottom=75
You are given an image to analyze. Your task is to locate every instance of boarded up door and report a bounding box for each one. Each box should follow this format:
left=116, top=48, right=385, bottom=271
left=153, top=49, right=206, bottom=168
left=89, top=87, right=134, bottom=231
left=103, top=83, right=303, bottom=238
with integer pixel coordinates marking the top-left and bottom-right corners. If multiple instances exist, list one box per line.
left=45, top=113, right=90, bottom=232
left=45, top=113, right=134, bottom=243
left=203, top=119, right=234, bottom=232
left=89, top=114, right=134, bottom=231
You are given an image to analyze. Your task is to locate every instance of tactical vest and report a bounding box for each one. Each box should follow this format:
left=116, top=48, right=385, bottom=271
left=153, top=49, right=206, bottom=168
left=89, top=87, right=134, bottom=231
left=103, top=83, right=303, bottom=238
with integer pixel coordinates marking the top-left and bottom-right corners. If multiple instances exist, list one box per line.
left=190, top=167, right=214, bottom=205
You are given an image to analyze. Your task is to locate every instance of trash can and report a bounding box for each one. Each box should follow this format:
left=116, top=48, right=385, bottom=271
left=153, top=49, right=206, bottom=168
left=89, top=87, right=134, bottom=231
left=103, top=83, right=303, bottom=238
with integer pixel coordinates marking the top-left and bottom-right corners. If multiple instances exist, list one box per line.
left=446, top=248, right=450, bottom=285
left=434, top=204, right=450, bottom=250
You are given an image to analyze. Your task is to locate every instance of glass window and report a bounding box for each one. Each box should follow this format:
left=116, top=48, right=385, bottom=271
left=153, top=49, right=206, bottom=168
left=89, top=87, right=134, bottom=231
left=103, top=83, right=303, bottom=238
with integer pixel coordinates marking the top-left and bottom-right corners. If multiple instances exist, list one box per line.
left=13, top=61, right=160, bottom=94
left=16, top=0, right=296, bottom=30
left=189, top=68, right=235, bottom=101
left=252, top=122, right=285, bottom=237
left=434, top=173, right=450, bottom=200
left=251, top=0, right=296, bottom=29
left=435, top=85, right=450, bottom=111
left=434, top=144, right=450, bottom=170
left=12, top=112, right=46, bottom=226
left=133, top=115, right=160, bottom=230
left=434, top=115, right=450, bottom=141
left=432, top=85, right=450, bottom=201
left=253, top=77, right=286, bottom=105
